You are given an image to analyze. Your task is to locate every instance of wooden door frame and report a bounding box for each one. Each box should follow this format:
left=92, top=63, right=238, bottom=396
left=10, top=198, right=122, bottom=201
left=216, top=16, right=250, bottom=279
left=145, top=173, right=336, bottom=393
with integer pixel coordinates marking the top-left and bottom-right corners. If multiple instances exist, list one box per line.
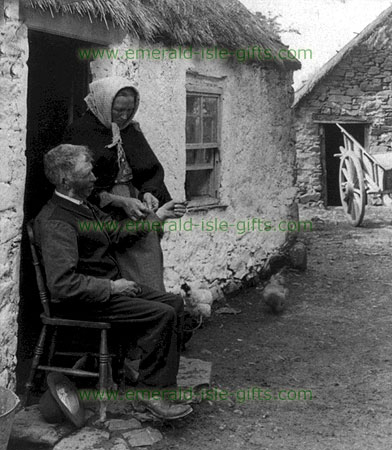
left=316, top=120, right=370, bottom=206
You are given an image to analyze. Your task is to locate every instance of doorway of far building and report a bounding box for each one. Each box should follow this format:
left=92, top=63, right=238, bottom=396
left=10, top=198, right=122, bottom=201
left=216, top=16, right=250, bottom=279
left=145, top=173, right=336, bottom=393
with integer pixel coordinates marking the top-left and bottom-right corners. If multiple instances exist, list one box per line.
left=17, top=29, right=93, bottom=393
left=322, top=123, right=367, bottom=206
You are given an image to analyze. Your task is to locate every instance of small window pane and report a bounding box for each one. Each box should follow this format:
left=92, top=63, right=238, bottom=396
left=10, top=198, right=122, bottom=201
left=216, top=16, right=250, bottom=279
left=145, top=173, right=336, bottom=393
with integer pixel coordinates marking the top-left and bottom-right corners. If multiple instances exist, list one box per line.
left=186, top=116, right=201, bottom=143
left=187, top=96, right=200, bottom=115
left=194, top=148, right=214, bottom=165
left=185, top=169, right=213, bottom=199
left=194, top=149, right=205, bottom=165
left=186, top=149, right=215, bottom=168
left=203, top=97, right=218, bottom=117
left=202, top=117, right=217, bottom=143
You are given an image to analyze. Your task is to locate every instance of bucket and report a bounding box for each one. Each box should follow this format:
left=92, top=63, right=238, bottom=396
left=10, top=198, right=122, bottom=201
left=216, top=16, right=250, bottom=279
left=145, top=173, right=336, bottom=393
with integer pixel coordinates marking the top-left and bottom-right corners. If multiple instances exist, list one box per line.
left=0, top=387, right=20, bottom=450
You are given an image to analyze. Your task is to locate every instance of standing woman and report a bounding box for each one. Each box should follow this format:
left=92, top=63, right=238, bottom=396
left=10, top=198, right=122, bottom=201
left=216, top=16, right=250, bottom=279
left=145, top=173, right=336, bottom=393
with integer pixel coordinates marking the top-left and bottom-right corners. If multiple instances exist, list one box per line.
left=63, top=76, right=184, bottom=291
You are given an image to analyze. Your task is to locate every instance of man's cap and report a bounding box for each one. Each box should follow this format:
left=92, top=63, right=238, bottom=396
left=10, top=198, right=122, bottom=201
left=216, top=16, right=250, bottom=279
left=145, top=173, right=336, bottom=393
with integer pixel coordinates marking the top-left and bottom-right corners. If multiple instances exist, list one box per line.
left=39, top=373, right=85, bottom=428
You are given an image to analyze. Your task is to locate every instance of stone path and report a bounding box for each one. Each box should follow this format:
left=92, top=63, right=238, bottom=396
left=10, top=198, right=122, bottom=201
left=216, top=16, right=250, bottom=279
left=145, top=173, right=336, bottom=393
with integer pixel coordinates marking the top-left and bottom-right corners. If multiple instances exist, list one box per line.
left=9, top=357, right=211, bottom=449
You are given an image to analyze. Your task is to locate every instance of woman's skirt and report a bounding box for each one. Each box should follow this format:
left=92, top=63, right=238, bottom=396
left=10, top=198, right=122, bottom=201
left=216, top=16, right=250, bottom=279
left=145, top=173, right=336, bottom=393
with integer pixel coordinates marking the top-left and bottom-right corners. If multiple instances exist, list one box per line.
left=110, top=184, right=166, bottom=292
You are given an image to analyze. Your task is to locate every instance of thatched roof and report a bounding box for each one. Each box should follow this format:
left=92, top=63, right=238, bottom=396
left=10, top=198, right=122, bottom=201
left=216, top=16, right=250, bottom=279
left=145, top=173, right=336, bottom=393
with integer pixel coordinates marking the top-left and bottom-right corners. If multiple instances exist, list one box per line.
left=27, top=0, right=300, bottom=70
left=294, top=4, right=392, bottom=107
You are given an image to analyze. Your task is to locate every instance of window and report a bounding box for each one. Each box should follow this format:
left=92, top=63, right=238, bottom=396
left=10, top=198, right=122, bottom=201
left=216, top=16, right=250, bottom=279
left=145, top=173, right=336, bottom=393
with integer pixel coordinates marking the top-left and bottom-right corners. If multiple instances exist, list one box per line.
left=185, top=91, right=221, bottom=203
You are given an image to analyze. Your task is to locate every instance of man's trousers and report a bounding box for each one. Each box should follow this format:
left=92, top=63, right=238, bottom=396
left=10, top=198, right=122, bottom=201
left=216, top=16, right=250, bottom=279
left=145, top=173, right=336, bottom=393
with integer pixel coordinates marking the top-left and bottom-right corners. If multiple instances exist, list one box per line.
left=54, top=285, right=184, bottom=387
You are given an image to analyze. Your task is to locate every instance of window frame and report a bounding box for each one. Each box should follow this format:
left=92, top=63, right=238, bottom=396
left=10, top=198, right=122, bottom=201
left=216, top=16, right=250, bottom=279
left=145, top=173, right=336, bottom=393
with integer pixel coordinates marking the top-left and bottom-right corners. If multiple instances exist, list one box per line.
left=185, top=84, right=223, bottom=206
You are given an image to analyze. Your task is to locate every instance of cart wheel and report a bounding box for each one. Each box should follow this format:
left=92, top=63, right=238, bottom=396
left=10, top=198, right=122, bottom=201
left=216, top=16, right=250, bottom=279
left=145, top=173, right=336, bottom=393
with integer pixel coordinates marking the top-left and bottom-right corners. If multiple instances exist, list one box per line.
left=339, top=154, right=366, bottom=226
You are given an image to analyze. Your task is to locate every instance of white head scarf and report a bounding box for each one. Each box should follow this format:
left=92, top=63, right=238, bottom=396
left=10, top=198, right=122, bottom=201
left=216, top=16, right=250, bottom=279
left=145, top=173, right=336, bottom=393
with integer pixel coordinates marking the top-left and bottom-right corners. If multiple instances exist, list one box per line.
left=84, top=76, right=140, bottom=129
left=84, top=76, right=140, bottom=150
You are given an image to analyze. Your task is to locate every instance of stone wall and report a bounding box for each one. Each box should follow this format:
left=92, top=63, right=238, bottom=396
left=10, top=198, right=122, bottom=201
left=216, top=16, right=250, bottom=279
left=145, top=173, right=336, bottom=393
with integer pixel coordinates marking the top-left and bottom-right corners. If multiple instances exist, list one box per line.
left=0, top=1, right=28, bottom=389
left=295, top=14, right=392, bottom=204
left=91, top=41, right=297, bottom=313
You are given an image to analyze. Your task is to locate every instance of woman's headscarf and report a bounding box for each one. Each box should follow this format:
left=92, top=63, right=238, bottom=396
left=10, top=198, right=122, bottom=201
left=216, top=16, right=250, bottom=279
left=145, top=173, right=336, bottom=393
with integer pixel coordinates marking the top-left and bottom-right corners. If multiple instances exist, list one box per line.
left=84, top=76, right=140, bottom=130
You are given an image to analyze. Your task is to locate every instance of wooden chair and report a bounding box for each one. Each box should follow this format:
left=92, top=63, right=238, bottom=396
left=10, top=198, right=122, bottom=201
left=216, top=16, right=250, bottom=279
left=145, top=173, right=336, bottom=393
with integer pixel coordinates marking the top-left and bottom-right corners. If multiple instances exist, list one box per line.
left=24, top=220, right=125, bottom=420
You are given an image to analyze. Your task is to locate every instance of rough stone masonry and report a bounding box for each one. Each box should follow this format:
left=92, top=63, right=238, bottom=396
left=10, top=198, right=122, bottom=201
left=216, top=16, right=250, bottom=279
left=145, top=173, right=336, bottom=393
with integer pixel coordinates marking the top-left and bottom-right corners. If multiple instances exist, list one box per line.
left=0, top=2, right=28, bottom=389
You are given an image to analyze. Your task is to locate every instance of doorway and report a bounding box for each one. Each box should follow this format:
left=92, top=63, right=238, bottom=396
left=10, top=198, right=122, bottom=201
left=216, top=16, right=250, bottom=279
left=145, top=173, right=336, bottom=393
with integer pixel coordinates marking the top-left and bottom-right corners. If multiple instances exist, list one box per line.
left=17, top=29, right=93, bottom=391
left=323, top=123, right=366, bottom=206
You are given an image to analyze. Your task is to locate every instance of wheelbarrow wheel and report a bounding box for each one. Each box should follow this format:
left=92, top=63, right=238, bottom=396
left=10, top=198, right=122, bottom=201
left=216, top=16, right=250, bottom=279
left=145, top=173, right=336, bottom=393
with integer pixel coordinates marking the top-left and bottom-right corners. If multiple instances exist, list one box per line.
left=339, top=153, right=366, bottom=226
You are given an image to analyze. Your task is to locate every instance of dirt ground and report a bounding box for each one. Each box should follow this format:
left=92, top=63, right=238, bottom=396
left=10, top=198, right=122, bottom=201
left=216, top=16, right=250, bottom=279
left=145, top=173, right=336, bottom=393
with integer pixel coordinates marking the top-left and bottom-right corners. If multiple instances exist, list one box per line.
left=152, top=205, right=392, bottom=450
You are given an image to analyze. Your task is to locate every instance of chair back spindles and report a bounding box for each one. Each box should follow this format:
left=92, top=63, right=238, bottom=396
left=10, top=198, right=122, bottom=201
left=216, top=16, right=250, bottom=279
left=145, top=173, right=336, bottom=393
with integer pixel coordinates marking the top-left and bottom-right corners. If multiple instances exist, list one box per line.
left=26, top=221, right=51, bottom=317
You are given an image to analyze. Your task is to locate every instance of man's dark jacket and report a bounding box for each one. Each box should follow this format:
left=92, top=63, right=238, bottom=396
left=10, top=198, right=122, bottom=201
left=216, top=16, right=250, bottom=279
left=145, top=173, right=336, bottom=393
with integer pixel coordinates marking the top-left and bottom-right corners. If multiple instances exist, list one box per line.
left=34, top=194, right=142, bottom=304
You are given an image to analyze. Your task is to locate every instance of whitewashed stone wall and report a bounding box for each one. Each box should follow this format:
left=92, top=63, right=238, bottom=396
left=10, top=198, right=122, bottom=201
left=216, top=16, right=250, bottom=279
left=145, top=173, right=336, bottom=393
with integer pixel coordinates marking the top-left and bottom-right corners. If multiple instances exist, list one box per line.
left=0, top=2, right=28, bottom=389
left=92, top=40, right=297, bottom=312
left=295, top=14, right=392, bottom=204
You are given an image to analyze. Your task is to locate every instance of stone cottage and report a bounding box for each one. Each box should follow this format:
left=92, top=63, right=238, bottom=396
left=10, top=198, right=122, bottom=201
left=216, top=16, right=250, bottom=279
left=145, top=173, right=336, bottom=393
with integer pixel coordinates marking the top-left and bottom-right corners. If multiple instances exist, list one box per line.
left=0, top=0, right=300, bottom=390
left=294, top=5, right=392, bottom=206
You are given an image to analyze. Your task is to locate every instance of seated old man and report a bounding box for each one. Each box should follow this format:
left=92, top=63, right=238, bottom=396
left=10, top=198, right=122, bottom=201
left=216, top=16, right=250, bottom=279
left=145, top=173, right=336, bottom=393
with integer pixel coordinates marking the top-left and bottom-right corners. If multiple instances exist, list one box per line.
left=34, top=143, right=192, bottom=420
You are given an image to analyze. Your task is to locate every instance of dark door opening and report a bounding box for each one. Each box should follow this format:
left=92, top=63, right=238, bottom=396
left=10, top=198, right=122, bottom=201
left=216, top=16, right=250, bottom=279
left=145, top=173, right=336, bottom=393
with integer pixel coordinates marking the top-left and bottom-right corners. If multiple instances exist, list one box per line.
left=324, top=123, right=366, bottom=206
left=17, top=30, right=92, bottom=392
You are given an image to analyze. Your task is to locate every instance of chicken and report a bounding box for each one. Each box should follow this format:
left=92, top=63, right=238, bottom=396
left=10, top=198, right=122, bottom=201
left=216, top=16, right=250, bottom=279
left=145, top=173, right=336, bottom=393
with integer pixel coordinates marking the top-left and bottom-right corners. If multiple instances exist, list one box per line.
left=262, top=272, right=288, bottom=313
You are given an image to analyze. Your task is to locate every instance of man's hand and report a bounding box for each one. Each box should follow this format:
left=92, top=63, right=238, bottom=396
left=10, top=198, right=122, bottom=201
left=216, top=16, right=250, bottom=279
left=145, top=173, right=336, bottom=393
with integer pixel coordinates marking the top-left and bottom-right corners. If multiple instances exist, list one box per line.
left=156, top=200, right=187, bottom=221
left=110, top=279, right=141, bottom=297
left=121, top=197, right=149, bottom=221
left=143, top=193, right=159, bottom=212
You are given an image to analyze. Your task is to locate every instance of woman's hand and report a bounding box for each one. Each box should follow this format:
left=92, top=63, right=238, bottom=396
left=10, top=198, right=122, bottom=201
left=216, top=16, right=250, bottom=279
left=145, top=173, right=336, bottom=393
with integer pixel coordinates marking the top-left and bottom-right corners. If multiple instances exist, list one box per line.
left=121, top=197, right=149, bottom=220
left=143, top=192, right=159, bottom=212
left=156, top=200, right=187, bottom=221
left=100, top=192, right=149, bottom=220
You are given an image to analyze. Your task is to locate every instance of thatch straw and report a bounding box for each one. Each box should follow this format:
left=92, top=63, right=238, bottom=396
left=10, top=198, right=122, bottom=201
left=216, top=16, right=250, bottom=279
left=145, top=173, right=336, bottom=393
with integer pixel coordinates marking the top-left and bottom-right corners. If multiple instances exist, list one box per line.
left=28, top=0, right=300, bottom=70
left=29, top=0, right=161, bottom=40
left=294, top=4, right=392, bottom=106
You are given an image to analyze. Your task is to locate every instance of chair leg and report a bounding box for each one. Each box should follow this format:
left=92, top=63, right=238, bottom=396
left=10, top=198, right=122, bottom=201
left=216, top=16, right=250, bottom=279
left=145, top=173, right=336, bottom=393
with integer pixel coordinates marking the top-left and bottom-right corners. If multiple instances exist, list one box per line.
left=48, top=326, right=58, bottom=366
left=111, top=336, right=126, bottom=390
left=98, top=329, right=109, bottom=422
left=116, top=343, right=126, bottom=391
left=23, top=325, right=47, bottom=407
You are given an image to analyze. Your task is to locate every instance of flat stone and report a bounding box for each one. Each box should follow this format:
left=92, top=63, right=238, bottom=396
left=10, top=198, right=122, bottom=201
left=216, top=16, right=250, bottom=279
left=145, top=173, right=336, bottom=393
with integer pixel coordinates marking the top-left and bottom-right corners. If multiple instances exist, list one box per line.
left=10, top=404, right=74, bottom=446
left=177, top=357, right=212, bottom=389
left=53, top=427, right=110, bottom=450
left=110, top=437, right=129, bottom=450
left=123, top=426, right=163, bottom=447
left=299, top=192, right=320, bottom=204
left=106, top=418, right=142, bottom=432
